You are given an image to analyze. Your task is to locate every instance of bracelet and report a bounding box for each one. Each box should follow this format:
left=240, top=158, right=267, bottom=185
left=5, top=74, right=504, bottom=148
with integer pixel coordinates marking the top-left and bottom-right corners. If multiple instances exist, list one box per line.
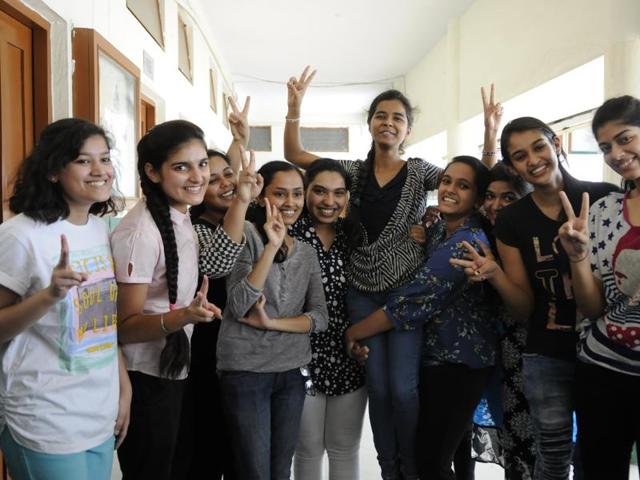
left=160, top=313, right=170, bottom=334
left=285, top=117, right=300, bottom=123
left=303, top=313, right=314, bottom=333
left=482, top=151, right=497, bottom=156
left=569, top=253, right=589, bottom=263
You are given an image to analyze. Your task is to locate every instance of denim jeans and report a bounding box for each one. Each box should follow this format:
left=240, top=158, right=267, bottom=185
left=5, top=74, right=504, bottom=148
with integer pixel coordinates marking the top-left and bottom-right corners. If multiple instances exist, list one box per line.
left=522, top=354, right=575, bottom=480
left=219, top=368, right=305, bottom=480
left=347, top=287, right=422, bottom=480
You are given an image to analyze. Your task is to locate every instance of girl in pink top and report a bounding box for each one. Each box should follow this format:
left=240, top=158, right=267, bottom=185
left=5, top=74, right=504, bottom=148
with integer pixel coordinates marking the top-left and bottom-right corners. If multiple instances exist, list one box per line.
left=111, top=119, right=258, bottom=480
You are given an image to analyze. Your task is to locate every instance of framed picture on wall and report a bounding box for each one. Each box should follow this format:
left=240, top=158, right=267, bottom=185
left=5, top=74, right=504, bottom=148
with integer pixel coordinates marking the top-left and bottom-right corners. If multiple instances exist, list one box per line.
left=72, top=28, right=141, bottom=198
left=568, top=125, right=599, bottom=154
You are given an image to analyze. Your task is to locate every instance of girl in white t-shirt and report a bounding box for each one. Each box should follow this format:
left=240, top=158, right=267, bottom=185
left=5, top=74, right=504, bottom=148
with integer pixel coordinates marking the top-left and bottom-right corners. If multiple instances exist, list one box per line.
left=0, top=118, right=129, bottom=480
left=112, top=119, right=257, bottom=480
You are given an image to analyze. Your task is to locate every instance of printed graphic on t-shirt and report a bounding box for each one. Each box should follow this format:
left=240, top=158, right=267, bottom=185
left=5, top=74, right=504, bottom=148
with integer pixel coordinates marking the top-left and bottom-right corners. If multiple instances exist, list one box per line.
left=532, top=235, right=574, bottom=331
left=56, top=245, right=117, bottom=372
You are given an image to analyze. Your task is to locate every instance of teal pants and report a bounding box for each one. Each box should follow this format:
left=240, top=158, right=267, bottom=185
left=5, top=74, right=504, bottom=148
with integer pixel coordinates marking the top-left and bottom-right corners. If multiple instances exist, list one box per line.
left=0, top=428, right=114, bottom=480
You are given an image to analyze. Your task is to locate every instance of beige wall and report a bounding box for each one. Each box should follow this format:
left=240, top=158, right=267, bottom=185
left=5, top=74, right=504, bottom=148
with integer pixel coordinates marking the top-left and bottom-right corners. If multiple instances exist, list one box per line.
left=405, top=0, right=640, bottom=145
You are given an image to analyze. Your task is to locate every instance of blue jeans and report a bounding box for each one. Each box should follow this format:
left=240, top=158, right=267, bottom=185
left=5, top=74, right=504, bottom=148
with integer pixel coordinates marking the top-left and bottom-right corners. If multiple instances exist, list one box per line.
left=347, top=287, right=422, bottom=480
left=219, top=369, right=305, bottom=480
left=522, top=354, right=575, bottom=480
left=0, top=429, right=114, bottom=480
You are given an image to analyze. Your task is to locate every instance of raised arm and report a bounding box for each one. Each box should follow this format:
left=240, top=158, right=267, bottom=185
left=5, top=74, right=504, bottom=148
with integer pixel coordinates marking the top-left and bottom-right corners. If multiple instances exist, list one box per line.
left=480, top=84, right=503, bottom=168
left=226, top=95, right=251, bottom=173
left=558, top=191, right=605, bottom=318
left=284, top=66, right=320, bottom=169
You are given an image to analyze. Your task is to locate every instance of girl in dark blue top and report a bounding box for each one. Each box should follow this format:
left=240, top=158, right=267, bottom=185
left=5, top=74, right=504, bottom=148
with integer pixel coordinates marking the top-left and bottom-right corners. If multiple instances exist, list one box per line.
left=345, top=156, right=500, bottom=480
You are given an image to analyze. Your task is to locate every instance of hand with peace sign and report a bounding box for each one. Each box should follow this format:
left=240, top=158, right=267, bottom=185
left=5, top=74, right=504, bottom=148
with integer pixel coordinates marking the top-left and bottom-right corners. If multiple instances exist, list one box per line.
left=235, top=146, right=263, bottom=204
left=481, top=83, right=503, bottom=134
left=183, top=276, right=222, bottom=325
left=449, top=240, right=500, bottom=282
left=558, top=191, right=590, bottom=263
left=287, top=66, right=316, bottom=116
left=228, top=95, right=251, bottom=148
left=47, top=235, right=89, bottom=301
left=263, top=198, right=286, bottom=249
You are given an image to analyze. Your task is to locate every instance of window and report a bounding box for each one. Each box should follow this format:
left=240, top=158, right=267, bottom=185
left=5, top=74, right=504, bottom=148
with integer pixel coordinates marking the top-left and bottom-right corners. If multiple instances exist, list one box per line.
left=127, top=0, right=164, bottom=48
left=301, top=127, right=349, bottom=152
left=177, top=13, right=192, bottom=82
left=209, top=68, right=217, bottom=113
left=248, top=126, right=272, bottom=152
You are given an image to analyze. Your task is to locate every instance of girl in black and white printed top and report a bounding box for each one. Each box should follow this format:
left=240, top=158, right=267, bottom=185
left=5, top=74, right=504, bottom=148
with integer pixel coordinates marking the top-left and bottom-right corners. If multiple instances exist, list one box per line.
left=291, top=159, right=366, bottom=480
left=284, top=66, right=488, bottom=480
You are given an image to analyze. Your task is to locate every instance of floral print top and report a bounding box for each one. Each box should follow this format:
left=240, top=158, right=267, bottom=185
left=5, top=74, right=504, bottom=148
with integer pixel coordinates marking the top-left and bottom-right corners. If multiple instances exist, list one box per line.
left=291, top=214, right=365, bottom=395
left=383, top=214, right=499, bottom=369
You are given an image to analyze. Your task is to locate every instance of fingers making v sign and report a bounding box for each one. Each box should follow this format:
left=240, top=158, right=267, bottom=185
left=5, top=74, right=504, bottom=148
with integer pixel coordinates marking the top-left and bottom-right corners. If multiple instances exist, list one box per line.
left=558, top=191, right=591, bottom=263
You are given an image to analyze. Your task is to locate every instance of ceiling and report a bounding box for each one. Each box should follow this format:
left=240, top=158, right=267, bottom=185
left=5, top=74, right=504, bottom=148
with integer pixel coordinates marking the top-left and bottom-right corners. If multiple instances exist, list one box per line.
left=196, top=0, right=475, bottom=123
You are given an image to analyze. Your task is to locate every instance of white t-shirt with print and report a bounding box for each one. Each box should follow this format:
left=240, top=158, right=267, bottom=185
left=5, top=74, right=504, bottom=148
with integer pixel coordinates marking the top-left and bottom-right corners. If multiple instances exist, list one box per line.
left=0, top=214, right=119, bottom=454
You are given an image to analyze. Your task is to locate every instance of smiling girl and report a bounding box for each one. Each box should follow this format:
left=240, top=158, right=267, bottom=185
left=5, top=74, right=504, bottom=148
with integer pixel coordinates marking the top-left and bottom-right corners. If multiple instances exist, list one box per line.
left=217, top=161, right=328, bottom=480
left=558, top=95, right=640, bottom=479
left=0, top=118, right=128, bottom=480
left=291, top=159, right=366, bottom=480
left=345, top=156, right=499, bottom=480
left=112, top=120, right=253, bottom=480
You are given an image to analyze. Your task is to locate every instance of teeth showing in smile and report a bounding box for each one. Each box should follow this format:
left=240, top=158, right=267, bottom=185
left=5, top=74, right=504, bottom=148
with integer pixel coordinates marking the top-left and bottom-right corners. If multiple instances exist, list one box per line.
left=442, top=196, right=457, bottom=204
left=281, top=209, right=296, bottom=217
left=87, top=180, right=107, bottom=187
left=530, top=165, right=546, bottom=176
left=318, top=208, right=335, bottom=216
left=221, top=190, right=234, bottom=198
left=185, top=186, right=202, bottom=193
left=617, top=157, right=636, bottom=171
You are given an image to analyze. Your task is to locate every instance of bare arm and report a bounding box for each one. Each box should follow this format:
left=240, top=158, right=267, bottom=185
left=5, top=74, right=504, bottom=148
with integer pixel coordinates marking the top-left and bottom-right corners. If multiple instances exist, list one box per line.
left=480, top=84, right=503, bottom=168
left=0, top=235, right=88, bottom=344
left=284, top=66, right=320, bottom=169
left=558, top=192, right=605, bottom=318
left=117, top=278, right=219, bottom=344
left=494, top=240, right=534, bottom=319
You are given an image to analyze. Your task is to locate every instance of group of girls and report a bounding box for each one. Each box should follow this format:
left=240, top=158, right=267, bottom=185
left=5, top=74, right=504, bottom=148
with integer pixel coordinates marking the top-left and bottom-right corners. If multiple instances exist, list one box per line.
left=1, top=61, right=639, bottom=480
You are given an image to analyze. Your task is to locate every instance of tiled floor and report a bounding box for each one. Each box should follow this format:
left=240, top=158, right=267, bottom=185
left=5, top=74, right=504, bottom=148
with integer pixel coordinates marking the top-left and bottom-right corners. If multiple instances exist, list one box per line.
left=111, top=408, right=640, bottom=479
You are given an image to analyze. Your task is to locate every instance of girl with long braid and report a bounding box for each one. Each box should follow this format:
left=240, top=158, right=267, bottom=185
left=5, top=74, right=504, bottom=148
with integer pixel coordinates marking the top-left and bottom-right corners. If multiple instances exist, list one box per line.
left=111, top=120, right=256, bottom=480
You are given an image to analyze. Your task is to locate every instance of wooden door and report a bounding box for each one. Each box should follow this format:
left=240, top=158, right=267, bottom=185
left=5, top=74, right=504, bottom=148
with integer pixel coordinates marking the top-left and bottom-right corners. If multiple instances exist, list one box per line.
left=140, top=96, right=156, bottom=135
left=0, top=8, right=33, bottom=221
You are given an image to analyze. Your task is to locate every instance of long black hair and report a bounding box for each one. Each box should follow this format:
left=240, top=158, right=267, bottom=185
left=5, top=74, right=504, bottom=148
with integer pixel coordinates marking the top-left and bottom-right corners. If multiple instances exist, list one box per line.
left=246, top=161, right=304, bottom=263
left=592, top=95, right=640, bottom=191
left=345, top=89, right=416, bottom=247
left=500, top=116, right=583, bottom=218
left=137, top=119, right=207, bottom=379
left=10, top=118, right=122, bottom=222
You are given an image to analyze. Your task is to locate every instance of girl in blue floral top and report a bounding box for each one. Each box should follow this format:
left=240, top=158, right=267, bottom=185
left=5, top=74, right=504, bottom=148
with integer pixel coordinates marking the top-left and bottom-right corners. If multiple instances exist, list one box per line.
left=345, top=156, right=500, bottom=480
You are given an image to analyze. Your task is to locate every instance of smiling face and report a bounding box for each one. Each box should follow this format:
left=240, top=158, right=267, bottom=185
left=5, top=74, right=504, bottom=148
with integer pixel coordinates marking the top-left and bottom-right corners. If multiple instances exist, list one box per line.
left=484, top=180, right=520, bottom=226
left=306, top=170, right=348, bottom=225
left=261, top=170, right=304, bottom=226
left=506, top=130, right=563, bottom=188
left=437, top=162, right=478, bottom=220
left=145, top=138, right=209, bottom=213
left=203, top=154, right=236, bottom=216
left=56, top=134, right=114, bottom=216
left=368, top=99, right=411, bottom=150
left=596, top=121, right=640, bottom=185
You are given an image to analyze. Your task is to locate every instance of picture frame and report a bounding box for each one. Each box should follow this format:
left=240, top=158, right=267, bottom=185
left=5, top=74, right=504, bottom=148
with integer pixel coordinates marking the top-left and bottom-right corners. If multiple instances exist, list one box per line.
left=568, top=124, right=599, bottom=154
left=72, top=28, right=141, bottom=198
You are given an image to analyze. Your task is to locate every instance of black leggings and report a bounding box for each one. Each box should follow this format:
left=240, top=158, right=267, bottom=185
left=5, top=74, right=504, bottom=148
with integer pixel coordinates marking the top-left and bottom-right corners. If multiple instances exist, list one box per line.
left=417, top=364, right=492, bottom=480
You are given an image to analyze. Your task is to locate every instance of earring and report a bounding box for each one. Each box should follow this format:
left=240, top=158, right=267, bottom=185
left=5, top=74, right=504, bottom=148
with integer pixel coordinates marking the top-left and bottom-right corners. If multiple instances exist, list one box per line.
left=48, top=176, right=58, bottom=183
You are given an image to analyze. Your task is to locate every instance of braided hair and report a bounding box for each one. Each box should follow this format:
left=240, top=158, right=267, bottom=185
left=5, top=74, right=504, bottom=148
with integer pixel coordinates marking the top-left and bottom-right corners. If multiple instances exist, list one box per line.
left=344, top=90, right=415, bottom=248
left=137, top=119, right=206, bottom=379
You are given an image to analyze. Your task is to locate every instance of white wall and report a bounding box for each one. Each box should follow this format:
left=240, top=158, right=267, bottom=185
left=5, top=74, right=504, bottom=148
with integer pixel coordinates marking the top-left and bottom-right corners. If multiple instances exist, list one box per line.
left=21, top=0, right=235, bottom=149
left=405, top=0, right=640, bottom=145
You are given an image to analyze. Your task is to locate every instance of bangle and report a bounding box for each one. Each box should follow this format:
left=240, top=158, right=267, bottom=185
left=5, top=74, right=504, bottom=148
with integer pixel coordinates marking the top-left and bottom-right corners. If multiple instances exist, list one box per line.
left=569, top=253, right=589, bottom=263
left=482, top=151, right=497, bottom=156
left=160, top=313, right=170, bottom=334
left=285, top=117, right=300, bottom=123
left=303, top=313, right=314, bottom=333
